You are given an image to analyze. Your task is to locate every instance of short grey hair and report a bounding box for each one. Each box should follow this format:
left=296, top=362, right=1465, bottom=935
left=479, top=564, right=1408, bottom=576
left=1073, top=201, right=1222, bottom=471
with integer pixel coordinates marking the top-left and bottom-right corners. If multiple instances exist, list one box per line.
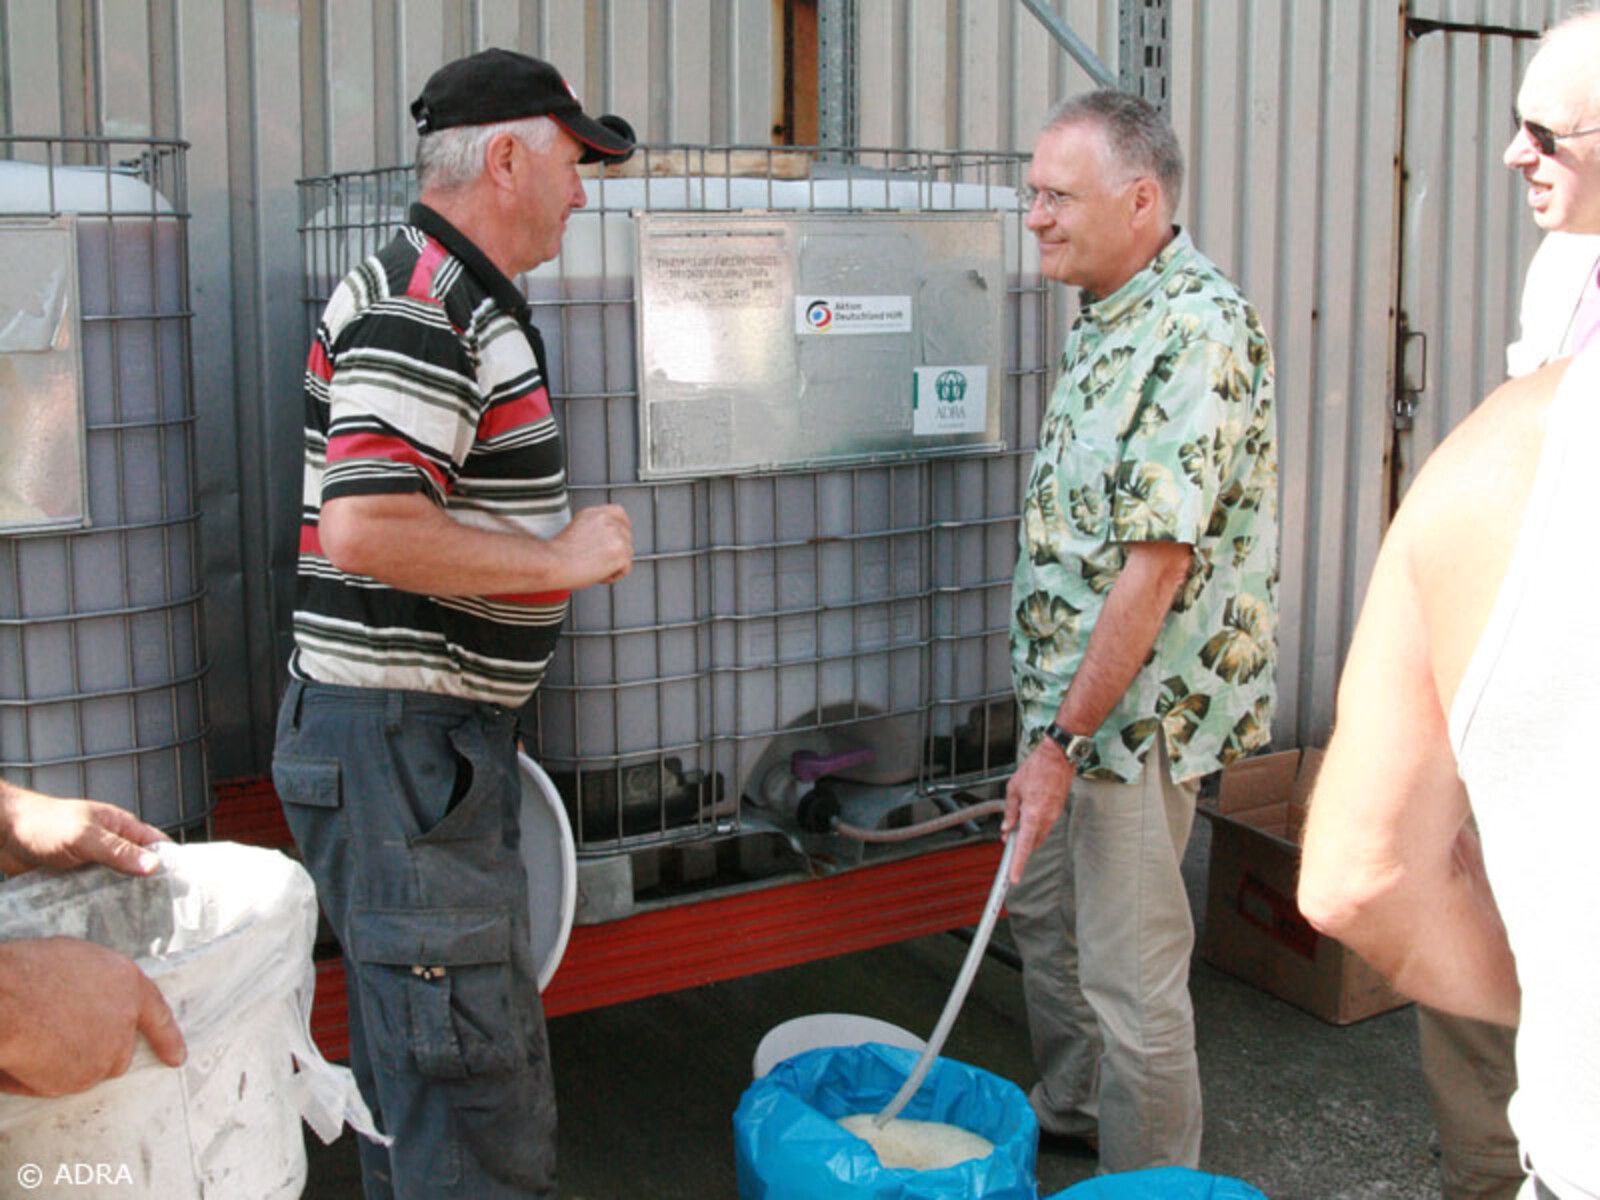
left=415, top=114, right=561, bottom=190
left=1044, top=90, right=1184, bottom=219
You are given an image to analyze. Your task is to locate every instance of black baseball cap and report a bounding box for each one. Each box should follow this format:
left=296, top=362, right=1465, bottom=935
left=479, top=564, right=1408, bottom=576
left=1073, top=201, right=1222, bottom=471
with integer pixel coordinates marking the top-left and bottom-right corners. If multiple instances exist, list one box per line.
left=410, top=49, right=635, bottom=164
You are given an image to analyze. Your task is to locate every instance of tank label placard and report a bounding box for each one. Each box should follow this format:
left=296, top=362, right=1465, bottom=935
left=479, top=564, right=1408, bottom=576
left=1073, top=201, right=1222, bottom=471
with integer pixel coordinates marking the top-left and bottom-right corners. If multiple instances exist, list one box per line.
left=795, top=295, right=912, bottom=335
left=912, top=366, right=989, bottom=436
left=652, top=244, right=787, bottom=307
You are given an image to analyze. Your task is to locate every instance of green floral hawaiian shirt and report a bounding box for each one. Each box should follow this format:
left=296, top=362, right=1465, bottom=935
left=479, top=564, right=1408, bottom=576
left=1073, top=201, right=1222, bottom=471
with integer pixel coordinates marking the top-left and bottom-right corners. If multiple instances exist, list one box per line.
left=1011, top=229, right=1279, bottom=784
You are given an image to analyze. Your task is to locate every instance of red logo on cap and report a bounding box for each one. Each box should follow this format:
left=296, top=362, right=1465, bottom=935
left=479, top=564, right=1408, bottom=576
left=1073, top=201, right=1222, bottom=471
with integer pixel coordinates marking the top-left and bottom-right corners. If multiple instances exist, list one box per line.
left=562, top=77, right=580, bottom=103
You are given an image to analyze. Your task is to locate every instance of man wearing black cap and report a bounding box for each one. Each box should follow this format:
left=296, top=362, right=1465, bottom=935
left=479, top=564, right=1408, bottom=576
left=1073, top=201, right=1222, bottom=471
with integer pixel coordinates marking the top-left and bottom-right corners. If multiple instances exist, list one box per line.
left=272, top=49, right=635, bottom=1198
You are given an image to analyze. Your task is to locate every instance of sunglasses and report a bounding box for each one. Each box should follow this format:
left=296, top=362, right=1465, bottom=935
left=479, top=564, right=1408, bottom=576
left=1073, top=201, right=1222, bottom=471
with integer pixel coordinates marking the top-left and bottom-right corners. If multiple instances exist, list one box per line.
left=1513, top=110, right=1600, bottom=156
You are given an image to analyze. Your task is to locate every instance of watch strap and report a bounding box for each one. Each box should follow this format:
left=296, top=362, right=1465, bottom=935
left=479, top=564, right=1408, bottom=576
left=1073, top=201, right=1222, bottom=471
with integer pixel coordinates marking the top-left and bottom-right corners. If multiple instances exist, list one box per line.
left=1044, top=721, right=1094, bottom=765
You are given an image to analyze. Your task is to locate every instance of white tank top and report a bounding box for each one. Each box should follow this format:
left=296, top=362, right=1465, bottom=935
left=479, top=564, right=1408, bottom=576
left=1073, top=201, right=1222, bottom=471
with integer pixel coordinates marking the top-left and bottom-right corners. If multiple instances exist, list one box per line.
left=1449, top=348, right=1600, bottom=1200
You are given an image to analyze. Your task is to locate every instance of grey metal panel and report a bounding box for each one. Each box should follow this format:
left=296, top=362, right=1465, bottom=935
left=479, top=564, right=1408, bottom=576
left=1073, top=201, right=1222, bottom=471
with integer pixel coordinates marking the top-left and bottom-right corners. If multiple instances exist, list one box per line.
left=1408, top=0, right=1564, bottom=27
left=326, top=3, right=377, bottom=174
left=1, top=0, right=65, bottom=138
left=602, top=0, right=652, bottom=137
left=98, top=0, right=150, bottom=137
left=1171, top=0, right=1403, bottom=748
left=55, top=0, right=95, bottom=143
left=855, top=1, right=902, bottom=148
left=177, top=0, right=258, bottom=780
left=958, top=0, right=1001, bottom=151
left=1395, top=27, right=1541, bottom=493
left=400, top=1, right=450, bottom=141
left=544, top=0, right=588, bottom=119
left=371, top=0, right=403, bottom=169
left=670, top=0, right=714, bottom=142
left=479, top=0, right=523, bottom=50
left=148, top=0, right=180, bottom=139
left=908, top=1, right=951, bottom=149
left=251, top=0, right=313, bottom=728
left=728, top=0, right=774, bottom=144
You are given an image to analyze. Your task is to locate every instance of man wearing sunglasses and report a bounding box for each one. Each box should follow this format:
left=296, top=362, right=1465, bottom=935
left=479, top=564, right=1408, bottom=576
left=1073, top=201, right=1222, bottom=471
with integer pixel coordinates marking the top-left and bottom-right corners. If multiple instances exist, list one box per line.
left=1406, top=18, right=1600, bottom=1200
left=1299, top=15, right=1600, bottom=1200
left=1002, top=89, right=1278, bottom=1172
left=1505, top=13, right=1600, bottom=373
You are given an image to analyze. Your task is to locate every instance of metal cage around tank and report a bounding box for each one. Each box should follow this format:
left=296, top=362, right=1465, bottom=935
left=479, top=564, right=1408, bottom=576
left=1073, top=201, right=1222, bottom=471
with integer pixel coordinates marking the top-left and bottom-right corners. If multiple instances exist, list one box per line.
left=298, top=145, right=1052, bottom=855
left=0, top=136, right=208, bottom=831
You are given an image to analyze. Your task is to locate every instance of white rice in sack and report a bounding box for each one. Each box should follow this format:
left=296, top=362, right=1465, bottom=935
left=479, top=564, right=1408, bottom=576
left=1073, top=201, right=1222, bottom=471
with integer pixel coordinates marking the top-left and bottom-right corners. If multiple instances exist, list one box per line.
left=836, top=1113, right=995, bottom=1171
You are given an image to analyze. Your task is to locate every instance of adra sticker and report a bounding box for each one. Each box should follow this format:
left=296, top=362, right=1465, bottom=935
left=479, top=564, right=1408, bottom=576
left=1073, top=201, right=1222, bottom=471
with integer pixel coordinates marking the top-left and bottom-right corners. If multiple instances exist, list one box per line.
left=912, top=366, right=988, bottom=436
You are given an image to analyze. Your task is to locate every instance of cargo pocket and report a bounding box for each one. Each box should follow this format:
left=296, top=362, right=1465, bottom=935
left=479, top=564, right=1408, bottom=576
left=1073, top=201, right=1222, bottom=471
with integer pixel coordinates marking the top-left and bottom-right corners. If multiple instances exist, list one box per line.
left=406, top=719, right=513, bottom=846
left=272, top=756, right=350, bottom=901
left=346, top=907, right=526, bottom=1080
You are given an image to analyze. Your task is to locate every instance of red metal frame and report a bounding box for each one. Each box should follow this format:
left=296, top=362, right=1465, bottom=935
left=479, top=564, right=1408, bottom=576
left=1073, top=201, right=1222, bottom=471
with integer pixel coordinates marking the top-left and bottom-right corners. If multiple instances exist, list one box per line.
left=213, top=777, right=1002, bottom=1061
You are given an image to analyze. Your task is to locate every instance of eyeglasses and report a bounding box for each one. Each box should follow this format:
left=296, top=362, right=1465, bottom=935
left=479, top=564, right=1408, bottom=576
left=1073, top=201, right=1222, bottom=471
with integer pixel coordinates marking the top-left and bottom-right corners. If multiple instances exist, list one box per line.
left=1513, top=110, right=1600, bottom=156
left=1020, top=185, right=1072, bottom=215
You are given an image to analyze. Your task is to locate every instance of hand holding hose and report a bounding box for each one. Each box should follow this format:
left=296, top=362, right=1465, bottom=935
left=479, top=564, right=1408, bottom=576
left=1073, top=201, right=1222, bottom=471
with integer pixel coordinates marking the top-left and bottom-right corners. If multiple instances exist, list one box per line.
left=1000, top=738, right=1075, bottom=884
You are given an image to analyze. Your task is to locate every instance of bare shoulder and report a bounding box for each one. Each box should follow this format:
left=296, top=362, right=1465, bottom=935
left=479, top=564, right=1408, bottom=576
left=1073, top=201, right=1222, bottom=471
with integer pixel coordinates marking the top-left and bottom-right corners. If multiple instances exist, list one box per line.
left=1405, top=360, right=1562, bottom=520
left=1397, top=358, right=1566, bottom=706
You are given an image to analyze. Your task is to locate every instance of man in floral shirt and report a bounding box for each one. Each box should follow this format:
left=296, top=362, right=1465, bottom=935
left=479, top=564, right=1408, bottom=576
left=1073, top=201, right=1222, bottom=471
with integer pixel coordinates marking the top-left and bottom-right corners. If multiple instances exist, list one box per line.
left=1001, top=90, right=1279, bottom=1171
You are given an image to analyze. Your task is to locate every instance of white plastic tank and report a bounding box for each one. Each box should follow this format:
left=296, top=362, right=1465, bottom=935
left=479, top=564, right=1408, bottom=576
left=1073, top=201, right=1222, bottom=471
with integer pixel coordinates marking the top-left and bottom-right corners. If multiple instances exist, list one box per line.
left=0, top=148, right=206, bottom=828
left=299, top=153, right=1045, bottom=850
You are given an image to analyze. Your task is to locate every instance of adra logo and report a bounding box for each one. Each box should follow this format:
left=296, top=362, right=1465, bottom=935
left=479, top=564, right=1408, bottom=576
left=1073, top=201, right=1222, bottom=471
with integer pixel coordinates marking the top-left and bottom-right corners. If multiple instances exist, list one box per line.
left=935, top=369, right=968, bottom=404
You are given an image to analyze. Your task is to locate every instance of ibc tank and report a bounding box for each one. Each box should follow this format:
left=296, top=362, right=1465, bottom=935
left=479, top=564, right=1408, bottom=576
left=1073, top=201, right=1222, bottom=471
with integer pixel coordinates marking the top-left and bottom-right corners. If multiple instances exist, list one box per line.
left=0, top=141, right=207, bottom=829
left=300, top=149, right=1046, bottom=852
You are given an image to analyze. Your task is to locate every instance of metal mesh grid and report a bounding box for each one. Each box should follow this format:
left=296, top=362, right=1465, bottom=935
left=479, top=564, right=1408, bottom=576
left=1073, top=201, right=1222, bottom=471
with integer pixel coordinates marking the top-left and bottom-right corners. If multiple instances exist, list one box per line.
left=0, top=136, right=209, bottom=831
left=298, top=145, right=1051, bottom=852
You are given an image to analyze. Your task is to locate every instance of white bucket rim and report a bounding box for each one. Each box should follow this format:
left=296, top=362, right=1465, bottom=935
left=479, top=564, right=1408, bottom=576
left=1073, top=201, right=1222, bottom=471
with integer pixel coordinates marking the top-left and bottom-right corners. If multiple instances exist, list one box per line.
left=518, top=753, right=577, bottom=992
left=752, top=1013, right=926, bottom=1078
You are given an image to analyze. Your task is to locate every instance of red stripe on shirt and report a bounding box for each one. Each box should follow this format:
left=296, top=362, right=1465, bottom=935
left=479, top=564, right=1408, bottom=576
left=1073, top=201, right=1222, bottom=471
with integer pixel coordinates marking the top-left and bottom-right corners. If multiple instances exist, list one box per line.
left=327, top=431, right=449, bottom=492
left=407, top=238, right=449, bottom=300
left=478, top=385, right=553, bottom=439
left=308, top=339, right=333, bottom=382
left=299, top=524, right=324, bottom=556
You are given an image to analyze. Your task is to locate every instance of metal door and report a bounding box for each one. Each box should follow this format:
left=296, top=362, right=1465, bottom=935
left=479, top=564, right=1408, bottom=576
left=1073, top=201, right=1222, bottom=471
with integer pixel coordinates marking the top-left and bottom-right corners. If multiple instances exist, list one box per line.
left=1392, top=15, right=1545, bottom=510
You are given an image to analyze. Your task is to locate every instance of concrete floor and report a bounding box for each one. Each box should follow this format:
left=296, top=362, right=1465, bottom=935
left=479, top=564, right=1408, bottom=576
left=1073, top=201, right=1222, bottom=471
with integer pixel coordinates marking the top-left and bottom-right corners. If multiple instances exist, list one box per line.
left=302, top=820, right=1444, bottom=1199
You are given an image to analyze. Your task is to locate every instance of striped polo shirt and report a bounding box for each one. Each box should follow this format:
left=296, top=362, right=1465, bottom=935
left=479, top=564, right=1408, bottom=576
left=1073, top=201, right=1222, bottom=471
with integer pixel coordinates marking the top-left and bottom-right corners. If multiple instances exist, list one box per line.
left=290, top=203, right=571, bottom=707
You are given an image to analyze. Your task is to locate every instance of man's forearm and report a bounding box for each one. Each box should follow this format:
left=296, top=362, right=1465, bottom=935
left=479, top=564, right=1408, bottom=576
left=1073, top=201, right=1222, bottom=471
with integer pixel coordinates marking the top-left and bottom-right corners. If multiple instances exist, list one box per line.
left=1053, top=541, right=1191, bottom=735
left=1307, top=808, right=1520, bottom=1025
left=317, top=493, right=631, bottom=596
left=1299, top=516, right=1520, bottom=1027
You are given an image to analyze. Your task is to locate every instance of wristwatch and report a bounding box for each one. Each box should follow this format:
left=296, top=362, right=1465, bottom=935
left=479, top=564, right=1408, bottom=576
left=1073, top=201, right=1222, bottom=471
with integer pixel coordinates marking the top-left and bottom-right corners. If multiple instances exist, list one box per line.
left=1043, top=721, right=1095, bottom=767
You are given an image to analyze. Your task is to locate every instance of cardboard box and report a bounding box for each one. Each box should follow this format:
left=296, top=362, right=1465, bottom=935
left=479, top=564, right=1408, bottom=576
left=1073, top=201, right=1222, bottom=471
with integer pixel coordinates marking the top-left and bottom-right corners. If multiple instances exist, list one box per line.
left=1199, top=748, right=1410, bottom=1025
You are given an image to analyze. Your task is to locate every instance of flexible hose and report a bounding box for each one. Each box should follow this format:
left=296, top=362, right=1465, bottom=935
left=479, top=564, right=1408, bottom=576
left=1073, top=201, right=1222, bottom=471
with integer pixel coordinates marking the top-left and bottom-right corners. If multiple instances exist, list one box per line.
left=874, top=834, right=1017, bottom=1126
left=831, top=799, right=1006, bottom=842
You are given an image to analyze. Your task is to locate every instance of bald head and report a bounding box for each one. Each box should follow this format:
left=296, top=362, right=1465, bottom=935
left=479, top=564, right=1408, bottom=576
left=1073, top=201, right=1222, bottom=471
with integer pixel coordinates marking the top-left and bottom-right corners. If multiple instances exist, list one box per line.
left=1505, top=13, right=1600, bottom=233
left=1534, top=12, right=1600, bottom=115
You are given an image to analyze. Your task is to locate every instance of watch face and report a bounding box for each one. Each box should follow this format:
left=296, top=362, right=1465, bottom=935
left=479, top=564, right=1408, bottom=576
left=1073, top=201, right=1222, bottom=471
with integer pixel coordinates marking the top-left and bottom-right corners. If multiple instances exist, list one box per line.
left=1046, top=723, right=1093, bottom=764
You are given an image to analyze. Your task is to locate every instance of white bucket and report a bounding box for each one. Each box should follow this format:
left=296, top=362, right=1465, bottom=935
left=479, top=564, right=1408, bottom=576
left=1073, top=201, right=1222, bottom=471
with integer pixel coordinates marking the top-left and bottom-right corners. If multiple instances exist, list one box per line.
left=753, top=1013, right=926, bottom=1079
left=0, top=842, right=381, bottom=1199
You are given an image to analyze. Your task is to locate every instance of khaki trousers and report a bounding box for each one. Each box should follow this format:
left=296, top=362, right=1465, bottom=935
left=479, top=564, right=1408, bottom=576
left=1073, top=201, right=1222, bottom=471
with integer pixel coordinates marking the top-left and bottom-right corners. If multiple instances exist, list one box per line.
left=1417, top=1005, right=1522, bottom=1200
left=1006, top=733, right=1202, bottom=1172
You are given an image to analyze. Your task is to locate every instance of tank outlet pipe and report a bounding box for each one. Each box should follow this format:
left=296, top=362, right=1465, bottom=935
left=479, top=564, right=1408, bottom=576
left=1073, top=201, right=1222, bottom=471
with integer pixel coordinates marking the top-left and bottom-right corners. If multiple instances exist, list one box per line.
left=875, top=833, right=1017, bottom=1126
left=754, top=746, right=876, bottom=817
left=830, top=798, right=1005, bottom=842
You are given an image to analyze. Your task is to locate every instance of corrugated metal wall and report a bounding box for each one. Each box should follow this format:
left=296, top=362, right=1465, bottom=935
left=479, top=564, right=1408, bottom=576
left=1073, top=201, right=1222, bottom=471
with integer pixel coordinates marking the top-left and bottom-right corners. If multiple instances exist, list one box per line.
left=0, top=0, right=1578, bottom=779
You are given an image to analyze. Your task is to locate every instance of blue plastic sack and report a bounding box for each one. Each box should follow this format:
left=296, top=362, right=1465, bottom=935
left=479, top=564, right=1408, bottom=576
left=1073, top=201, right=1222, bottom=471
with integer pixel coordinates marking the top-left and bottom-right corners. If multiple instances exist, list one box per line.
left=733, top=1042, right=1038, bottom=1199
left=1045, top=1166, right=1269, bottom=1199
